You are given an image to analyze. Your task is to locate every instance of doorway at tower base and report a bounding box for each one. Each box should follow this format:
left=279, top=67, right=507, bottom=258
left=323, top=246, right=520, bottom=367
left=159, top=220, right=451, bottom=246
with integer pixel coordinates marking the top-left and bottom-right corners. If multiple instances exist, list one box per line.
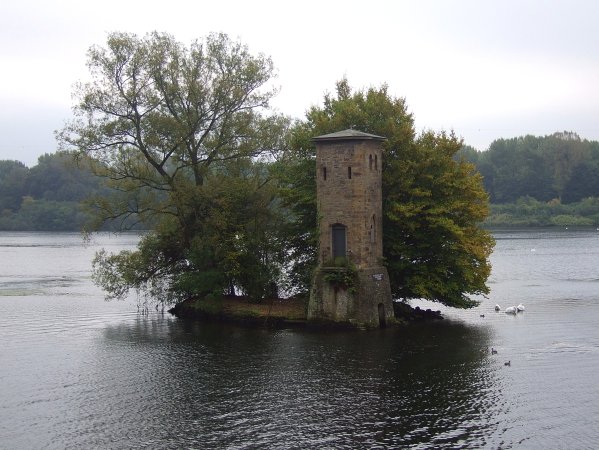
left=308, top=265, right=395, bottom=328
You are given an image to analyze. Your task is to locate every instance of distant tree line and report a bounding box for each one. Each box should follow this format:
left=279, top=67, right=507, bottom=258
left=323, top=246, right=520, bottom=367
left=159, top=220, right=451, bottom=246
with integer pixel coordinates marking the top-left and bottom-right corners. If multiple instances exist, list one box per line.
left=458, top=131, right=599, bottom=204
left=0, top=152, right=100, bottom=231
left=4, top=131, right=599, bottom=231
left=456, top=132, right=599, bottom=226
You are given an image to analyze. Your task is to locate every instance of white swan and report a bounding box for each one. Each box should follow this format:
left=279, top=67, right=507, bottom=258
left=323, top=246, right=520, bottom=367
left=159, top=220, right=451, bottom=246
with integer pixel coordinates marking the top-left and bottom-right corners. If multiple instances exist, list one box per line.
left=505, top=306, right=517, bottom=314
left=494, top=304, right=501, bottom=311
left=517, top=304, right=525, bottom=312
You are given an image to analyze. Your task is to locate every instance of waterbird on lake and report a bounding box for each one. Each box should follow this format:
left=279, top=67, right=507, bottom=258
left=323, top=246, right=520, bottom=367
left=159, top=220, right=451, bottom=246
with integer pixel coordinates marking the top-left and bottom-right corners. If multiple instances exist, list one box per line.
left=504, top=361, right=511, bottom=366
left=517, top=304, right=526, bottom=312
left=495, top=304, right=501, bottom=311
left=505, top=306, right=517, bottom=314
left=480, top=314, right=485, bottom=318
left=491, top=348, right=498, bottom=354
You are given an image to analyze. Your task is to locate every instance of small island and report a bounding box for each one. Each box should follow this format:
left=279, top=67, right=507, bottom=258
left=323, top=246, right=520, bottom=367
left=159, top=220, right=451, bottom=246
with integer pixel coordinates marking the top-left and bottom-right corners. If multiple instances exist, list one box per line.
left=169, top=295, right=442, bottom=329
left=53, top=32, right=494, bottom=323
left=169, top=129, right=443, bottom=329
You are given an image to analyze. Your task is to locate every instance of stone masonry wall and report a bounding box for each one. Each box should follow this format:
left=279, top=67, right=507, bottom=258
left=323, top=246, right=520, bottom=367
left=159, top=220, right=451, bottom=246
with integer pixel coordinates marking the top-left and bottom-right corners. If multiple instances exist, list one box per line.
left=309, top=131, right=394, bottom=328
left=316, top=139, right=383, bottom=269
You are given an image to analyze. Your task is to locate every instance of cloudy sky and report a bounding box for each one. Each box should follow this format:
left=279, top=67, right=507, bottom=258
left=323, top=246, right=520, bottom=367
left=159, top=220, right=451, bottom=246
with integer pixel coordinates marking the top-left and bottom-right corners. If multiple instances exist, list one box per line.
left=2, top=0, right=598, bottom=166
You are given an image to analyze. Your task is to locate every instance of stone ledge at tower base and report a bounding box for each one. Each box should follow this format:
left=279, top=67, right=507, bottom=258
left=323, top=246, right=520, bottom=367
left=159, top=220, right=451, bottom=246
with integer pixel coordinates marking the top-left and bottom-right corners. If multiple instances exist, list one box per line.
left=308, top=266, right=395, bottom=329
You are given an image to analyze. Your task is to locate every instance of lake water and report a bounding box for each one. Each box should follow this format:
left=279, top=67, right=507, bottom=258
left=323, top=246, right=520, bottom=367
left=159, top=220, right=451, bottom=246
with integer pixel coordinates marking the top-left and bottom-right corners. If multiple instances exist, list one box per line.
left=1, top=229, right=599, bottom=449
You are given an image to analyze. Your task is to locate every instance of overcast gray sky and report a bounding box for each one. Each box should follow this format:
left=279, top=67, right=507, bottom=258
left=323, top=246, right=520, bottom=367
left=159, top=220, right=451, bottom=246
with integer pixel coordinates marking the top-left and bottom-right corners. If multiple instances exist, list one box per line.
left=2, top=0, right=598, bottom=166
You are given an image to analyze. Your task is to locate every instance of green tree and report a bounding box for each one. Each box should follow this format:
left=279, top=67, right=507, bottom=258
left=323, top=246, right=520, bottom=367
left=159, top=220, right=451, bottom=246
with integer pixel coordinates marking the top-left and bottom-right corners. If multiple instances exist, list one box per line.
left=269, top=121, right=319, bottom=294
left=562, top=161, right=599, bottom=203
left=59, top=31, right=289, bottom=303
left=479, top=136, right=555, bottom=203
left=17, top=197, right=87, bottom=231
left=469, top=131, right=599, bottom=205
left=0, top=160, right=29, bottom=212
left=455, top=145, right=480, bottom=164
left=384, top=131, right=493, bottom=307
left=27, top=152, right=100, bottom=202
left=280, top=79, right=494, bottom=308
left=542, top=132, right=588, bottom=200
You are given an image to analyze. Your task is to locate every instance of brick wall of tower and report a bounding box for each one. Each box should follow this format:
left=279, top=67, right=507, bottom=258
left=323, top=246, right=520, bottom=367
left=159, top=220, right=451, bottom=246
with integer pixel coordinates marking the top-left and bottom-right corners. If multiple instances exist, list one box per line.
left=315, top=138, right=383, bottom=269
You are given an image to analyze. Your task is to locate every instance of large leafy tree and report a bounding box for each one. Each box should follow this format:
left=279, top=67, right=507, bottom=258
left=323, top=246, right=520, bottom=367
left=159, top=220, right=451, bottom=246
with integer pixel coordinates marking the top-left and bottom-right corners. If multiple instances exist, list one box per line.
left=280, top=79, right=494, bottom=308
left=385, top=130, right=493, bottom=307
left=59, top=31, right=290, bottom=303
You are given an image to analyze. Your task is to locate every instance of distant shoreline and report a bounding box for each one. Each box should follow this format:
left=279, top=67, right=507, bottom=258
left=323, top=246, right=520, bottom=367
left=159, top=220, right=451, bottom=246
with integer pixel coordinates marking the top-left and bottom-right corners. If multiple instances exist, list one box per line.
left=485, top=198, right=599, bottom=228
left=3, top=198, right=599, bottom=231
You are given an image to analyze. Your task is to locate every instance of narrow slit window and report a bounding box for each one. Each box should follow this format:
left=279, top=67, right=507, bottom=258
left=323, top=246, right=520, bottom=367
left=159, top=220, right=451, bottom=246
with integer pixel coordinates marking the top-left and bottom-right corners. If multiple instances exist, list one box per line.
left=370, top=214, right=376, bottom=244
left=348, top=166, right=352, bottom=179
left=375, top=155, right=378, bottom=170
left=369, top=154, right=373, bottom=170
left=323, top=167, right=327, bottom=180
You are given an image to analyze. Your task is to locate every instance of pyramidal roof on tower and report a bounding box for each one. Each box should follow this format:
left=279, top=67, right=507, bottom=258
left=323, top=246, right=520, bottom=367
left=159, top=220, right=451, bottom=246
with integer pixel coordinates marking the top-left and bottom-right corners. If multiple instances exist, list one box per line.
left=312, top=129, right=386, bottom=142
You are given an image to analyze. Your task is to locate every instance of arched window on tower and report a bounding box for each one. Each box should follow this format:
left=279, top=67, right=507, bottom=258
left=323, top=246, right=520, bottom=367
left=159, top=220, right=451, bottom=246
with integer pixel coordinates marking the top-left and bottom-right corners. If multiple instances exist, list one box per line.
left=375, top=155, right=378, bottom=170
left=369, top=154, right=373, bottom=170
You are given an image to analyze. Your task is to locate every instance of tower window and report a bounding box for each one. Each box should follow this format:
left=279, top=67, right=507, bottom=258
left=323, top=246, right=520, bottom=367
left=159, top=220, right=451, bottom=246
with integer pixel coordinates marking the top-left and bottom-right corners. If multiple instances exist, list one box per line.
left=323, top=167, right=327, bottom=180
left=348, top=166, right=352, bottom=179
left=370, top=214, right=376, bottom=244
left=332, top=224, right=347, bottom=258
left=369, top=154, right=373, bottom=170
left=375, top=155, right=378, bottom=170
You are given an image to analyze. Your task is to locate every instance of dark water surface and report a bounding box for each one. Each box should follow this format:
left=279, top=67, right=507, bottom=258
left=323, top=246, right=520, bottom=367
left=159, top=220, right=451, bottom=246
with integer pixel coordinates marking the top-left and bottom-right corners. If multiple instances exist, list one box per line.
left=1, top=230, right=599, bottom=449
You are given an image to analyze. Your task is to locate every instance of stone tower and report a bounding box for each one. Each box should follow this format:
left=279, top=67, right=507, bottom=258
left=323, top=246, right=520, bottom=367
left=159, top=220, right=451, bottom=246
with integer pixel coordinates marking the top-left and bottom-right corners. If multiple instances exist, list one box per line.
left=308, top=129, right=394, bottom=328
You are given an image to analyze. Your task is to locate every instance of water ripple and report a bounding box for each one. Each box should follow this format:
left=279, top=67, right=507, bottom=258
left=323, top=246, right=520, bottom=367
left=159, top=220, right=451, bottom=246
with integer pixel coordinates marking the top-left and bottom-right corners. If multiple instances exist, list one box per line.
left=3, top=231, right=599, bottom=448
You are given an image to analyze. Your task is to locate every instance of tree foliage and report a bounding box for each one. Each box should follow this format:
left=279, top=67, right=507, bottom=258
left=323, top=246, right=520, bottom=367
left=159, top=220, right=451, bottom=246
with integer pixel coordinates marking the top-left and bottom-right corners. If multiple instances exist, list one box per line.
left=60, top=31, right=290, bottom=304
left=27, top=152, right=99, bottom=202
left=459, top=132, right=599, bottom=204
left=279, top=79, right=494, bottom=308
left=385, top=131, right=493, bottom=307
left=57, top=33, right=495, bottom=308
left=59, top=31, right=287, bottom=227
left=0, top=153, right=101, bottom=231
left=0, top=160, right=29, bottom=212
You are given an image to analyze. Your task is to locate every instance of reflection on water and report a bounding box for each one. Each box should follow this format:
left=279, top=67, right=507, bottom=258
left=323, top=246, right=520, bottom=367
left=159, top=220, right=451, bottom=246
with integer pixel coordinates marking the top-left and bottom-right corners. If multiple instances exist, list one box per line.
left=1, top=230, right=599, bottom=448
left=67, top=319, right=497, bottom=449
